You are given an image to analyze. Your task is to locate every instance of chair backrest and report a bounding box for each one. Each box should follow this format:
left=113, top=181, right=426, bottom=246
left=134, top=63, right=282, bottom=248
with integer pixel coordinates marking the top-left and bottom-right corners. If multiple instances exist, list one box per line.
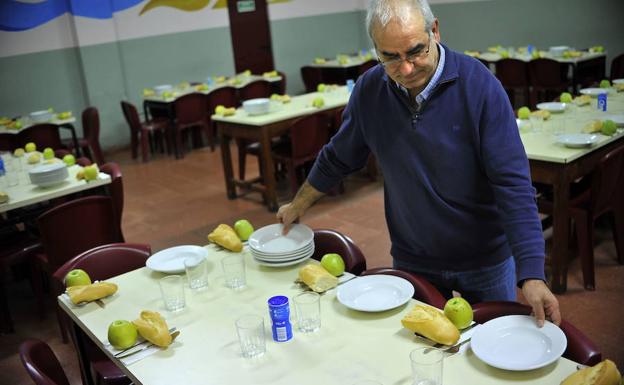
left=301, top=66, right=324, bottom=93
left=289, top=113, right=330, bottom=161
left=360, top=267, right=447, bottom=309
left=120, top=101, right=142, bottom=133
left=276, top=70, right=287, bottom=94
left=472, top=301, right=602, bottom=366
left=590, top=144, right=624, bottom=216
left=311, top=229, right=367, bottom=275
left=174, top=93, right=207, bottom=125
left=358, top=59, right=378, bottom=76
left=37, top=196, right=124, bottom=273
left=99, top=162, right=124, bottom=231
left=528, top=58, right=571, bottom=88
left=81, top=107, right=99, bottom=143
left=19, top=339, right=70, bottom=385
left=495, top=58, right=529, bottom=87
left=332, top=107, right=345, bottom=137
left=611, top=53, right=624, bottom=81
left=0, top=132, right=17, bottom=151
left=239, top=80, right=272, bottom=101
left=206, top=86, right=239, bottom=113
left=18, top=124, right=64, bottom=150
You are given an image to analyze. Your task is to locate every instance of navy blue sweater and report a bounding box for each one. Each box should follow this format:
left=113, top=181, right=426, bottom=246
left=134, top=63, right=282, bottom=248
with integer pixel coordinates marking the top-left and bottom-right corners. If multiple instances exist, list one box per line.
left=308, top=45, right=545, bottom=283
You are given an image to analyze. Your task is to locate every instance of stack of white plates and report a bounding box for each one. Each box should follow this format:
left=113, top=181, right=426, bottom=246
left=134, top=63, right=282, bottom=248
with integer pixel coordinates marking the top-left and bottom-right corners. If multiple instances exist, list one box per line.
left=248, top=224, right=315, bottom=267
left=28, top=162, right=69, bottom=187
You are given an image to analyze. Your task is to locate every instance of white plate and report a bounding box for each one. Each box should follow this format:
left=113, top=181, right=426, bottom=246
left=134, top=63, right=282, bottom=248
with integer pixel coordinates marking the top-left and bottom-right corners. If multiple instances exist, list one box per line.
left=248, top=224, right=314, bottom=254
left=251, top=245, right=314, bottom=261
left=579, top=87, right=611, bottom=96
left=337, top=275, right=414, bottom=312
left=556, top=133, right=600, bottom=148
left=471, top=315, right=567, bottom=371
left=536, top=102, right=566, bottom=113
left=146, top=245, right=208, bottom=273
left=252, top=251, right=313, bottom=267
left=612, top=79, right=624, bottom=85
left=250, top=241, right=313, bottom=258
left=604, top=114, right=624, bottom=127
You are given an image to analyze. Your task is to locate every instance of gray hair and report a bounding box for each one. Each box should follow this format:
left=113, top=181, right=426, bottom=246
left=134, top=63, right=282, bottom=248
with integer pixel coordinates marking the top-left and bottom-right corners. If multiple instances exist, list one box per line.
left=366, top=0, right=435, bottom=39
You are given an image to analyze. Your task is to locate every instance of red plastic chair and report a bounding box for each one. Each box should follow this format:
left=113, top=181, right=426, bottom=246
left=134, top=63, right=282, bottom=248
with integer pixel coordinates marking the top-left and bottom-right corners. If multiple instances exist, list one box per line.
left=0, top=132, right=18, bottom=151
left=205, top=86, right=238, bottom=151
left=63, top=107, right=105, bottom=164
left=99, top=162, right=124, bottom=234
left=611, top=53, right=624, bottom=81
left=495, top=58, right=530, bottom=109
left=272, top=113, right=330, bottom=196
left=18, top=124, right=66, bottom=151
left=360, top=268, right=447, bottom=309
left=121, top=101, right=170, bottom=162
left=301, top=66, right=324, bottom=93
left=172, top=93, right=208, bottom=158
left=19, top=339, right=71, bottom=385
left=528, top=58, right=573, bottom=108
left=472, top=301, right=602, bottom=366
left=276, top=70, right=287, bottom=95
left=311, top=229, right=367, bottom=275
left=238, top=79, right=272, bottom=101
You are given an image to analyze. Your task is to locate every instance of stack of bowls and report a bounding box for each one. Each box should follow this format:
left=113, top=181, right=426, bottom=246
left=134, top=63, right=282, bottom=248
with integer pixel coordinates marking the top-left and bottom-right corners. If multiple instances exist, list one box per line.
left=28, top=162, right=69, bottom=187
left=243, top=98, right=270, bottom=116
left=154, top=84, right=173, bottom=96
left=248, top=224, right=315, bottom=267
left=30, top=110, right=54, bottom=122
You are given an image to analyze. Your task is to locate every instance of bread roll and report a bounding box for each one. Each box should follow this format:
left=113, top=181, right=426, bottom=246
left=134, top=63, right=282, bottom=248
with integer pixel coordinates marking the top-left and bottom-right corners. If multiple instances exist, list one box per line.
left=66, top=282, right=117, bottom=304
left=132, top=310, right=173, bottom=347
left=401, top=305, right=460, bottom=345
left=298, top=264, right=338, bottom=293
left=208, top=224, right=243, bottom=252
left=561, top=360, right=621, bottom=385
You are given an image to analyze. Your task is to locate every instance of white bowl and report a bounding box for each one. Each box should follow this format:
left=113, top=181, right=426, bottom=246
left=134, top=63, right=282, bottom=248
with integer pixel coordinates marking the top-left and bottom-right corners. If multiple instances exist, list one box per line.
left=536, top=102, right=567, bottom=113
left=153, top=84, right=173, bottom=95
left=243, top=98, right=270, bottom=116
left=30, top=110, right=54, bottom=122
left=549, top=46, right=569, bottom=57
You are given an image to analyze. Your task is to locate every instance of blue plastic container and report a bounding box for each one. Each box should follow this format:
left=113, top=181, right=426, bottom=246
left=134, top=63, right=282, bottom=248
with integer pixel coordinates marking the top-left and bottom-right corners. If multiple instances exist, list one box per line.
left=267, top=295, right=293, bottom=342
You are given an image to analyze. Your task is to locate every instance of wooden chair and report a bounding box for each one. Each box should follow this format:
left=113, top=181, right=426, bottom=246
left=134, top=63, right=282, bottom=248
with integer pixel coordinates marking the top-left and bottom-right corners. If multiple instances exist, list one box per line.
left=62, top=107, right=105, bottom=164
left=271, top=113, right=330, bottom=196
left=205, top=86, right=238, bottom=151
left=301, top=66, right=324, bottom=93
left=311, top=229, right=367, bottom=275
left=19, top=339, right=71, bottom=385
left=538, top=145, right=624, bottom=290
left=528, top=58, right=573, bottom=108
left=610, top=53, right=624, bottom=81
left=472, top=301, right=602, bottom=366
left=360, top=267, right=447, bottom=309
left=52, top=243, right=151, bottom=385
left=495, top=58, right=530, bottom=109
left=120, top=101, right=169, bottom=162
left=172, top=93, right=209, bottom=158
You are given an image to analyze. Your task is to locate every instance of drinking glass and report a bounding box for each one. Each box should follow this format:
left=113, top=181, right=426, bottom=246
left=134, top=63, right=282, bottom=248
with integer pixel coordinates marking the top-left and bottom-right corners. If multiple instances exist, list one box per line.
left=529, top=115, right=544, bottom=133
left=222, top=255, right=246, bottom=289
left=410, top=347, right=444, bottom=385
left=293, top=291, right=321, bottom=333
left=235, top=315, right=266, bottom=358
left=159, top=275, right=186, bottom=312
left=3, top=157, right=19, bottom=187
left=184, top=256, right=209, bottom=291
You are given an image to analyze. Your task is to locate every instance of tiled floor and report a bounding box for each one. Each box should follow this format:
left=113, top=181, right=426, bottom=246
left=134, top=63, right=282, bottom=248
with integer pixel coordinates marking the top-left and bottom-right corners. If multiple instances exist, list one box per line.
left=1, top=145, right=623, bottom=384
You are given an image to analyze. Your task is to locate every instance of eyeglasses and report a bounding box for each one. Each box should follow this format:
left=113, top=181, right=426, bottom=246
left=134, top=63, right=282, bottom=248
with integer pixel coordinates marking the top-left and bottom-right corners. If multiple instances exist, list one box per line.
left=377, top=33, right=433, bottom=69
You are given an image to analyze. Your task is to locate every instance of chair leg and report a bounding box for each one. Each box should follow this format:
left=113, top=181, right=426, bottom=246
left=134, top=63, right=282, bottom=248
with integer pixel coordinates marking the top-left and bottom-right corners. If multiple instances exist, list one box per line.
left=176, top=129, right=184, bottom=159
left=130, top=131, right=138, bottom=159
left=0, top=268, right=15, bottom=333
left=236, top=139, right=247, bottom=180
left=89, top=141, right=105, bottom=165
left=611, top=206, right=624, bottom=264
left=575, top=213, right=595, bottom=290
left=140, top=131, right=149, bottom=162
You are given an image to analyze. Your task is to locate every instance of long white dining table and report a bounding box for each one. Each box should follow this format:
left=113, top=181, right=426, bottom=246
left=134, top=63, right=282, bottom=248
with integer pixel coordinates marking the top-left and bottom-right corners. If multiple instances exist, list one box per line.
left=58, top=244, right=580, bottom=385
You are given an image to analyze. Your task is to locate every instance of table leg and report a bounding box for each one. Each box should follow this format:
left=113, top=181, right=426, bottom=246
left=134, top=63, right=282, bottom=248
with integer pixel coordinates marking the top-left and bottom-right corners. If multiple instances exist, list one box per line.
left=260, top=131, right=278, bottom=212
left=219, top=132, right=236, bottom=199
left=550, top=177, right=571, bottom=293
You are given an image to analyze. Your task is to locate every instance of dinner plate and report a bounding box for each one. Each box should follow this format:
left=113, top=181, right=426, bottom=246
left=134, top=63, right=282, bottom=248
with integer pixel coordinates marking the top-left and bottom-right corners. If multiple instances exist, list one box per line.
left=612, top=79, right=624, bottom=85
left=248, top=224, right=314, bottom=254
left=146, top=245, right=208, bottom=273
left=604, top=114, right=624, bottom=127
left=250, top=241, right=313, bottom=257
left=251, top=244, right=314, bottom=260
left=337, top=275, right=414, bottom=312
left=252, top=251, right=313, bottom=267
left=536, top=102, right=566, bottom=113
left=556, top=133, right=599, bottom=148
left=470, top=315, right=567, bottom=371
left=579, top=87, right=611, bottom=96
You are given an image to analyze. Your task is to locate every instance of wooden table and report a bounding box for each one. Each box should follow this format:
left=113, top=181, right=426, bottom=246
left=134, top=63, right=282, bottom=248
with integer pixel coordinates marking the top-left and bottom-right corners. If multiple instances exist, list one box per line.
left=212, top=87, right=350, bottom=211
left=58, top=244, right=580, bottom=385
left=520, top=91, right=624, bottom=292
left=0, top=115, right=81, bottom=156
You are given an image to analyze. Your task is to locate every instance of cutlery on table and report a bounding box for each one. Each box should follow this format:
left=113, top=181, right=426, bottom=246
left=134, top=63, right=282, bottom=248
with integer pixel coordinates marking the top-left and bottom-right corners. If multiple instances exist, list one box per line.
left=415, top=322, right=477, bottom=350
left=116, top=330, right=180, bottom=359
left=114, top=327, right=176, bottom=357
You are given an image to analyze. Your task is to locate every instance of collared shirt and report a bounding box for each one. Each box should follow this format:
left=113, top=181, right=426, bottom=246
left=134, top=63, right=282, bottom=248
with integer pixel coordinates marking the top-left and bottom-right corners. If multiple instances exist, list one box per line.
left=396, top=43, right=446, bottom=109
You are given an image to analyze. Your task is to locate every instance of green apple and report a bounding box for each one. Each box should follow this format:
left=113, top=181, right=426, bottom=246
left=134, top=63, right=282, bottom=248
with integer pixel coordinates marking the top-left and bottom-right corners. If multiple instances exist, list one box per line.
left=270, top=93, right=281, bottom=101
left=517, top=106, right=531, bottom=120
left=443, top=297, right=473, bottom=330
left=65, top=269, right=92, bottom=287
left=317, top=83, right=326, bottom=92
left=601, top=120, right=617, bottom=136
left=25, top=142, right=37, bottom=153
left=27, top=153, right=41, bottom=164
left=215, top=105, right=226, bottom=115
left=83, top=165, right=98, bottom=181
left=233, top=219, right=254, bottom=241
left=13, top=148, right=25, bottom=157
left=43, top=147, right=55, bottom=160
left=560, top=92, right=573, bottom=103
left=599, top=79, right=611, bottom=89
left=108, top=320, right=138, bottom=350
left=14, top=120, right=23, bottom=129
left=312, top=97, right=325, bottom=108
left=531, top=50, right=540, bottom=59
left=500, top=50, right=509, bottom=58
left=63, top=154, right=76, bottom=166
left=320, top=253, right=345, bottom=276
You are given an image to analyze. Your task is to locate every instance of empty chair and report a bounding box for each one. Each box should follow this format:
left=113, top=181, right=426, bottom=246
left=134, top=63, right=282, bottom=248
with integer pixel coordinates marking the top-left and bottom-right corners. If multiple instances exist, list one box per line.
left=360, top=267, right=446, bottom=309
left=0, top=132, right=18, bottom=151
left=63, top=107, right=105, bottom=164
left=172, top=93, right=209, bottom=158
left=575, top=56, right=606, bottom=90
left=272, top=113, right=330, bottom=196
left=18, top=123, right=66, bottom=151
left=495, top=58, right=530, bottom=109
left=472, top=301, right=602, bottom=366
left=611, top=53, right=624, bottom=81
left=301, top=66, right=324, bottom=93
left=99, top=162, right=124, bottom=234
left=528, top=58, right=573, bottom=108
left=19, top=339, right=70, bottom=385
left=275, top=70, right=287, bottom=94
left=121, top=101, right=169, bottom=162
left=206, top=86, right=238, bottom=151
left=311, top=229, right=367, bottom=275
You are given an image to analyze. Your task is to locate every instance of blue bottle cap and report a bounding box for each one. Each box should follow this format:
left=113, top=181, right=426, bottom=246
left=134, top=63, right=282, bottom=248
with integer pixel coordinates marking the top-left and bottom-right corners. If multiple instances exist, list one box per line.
left=268, top=295, right=289, bottom=307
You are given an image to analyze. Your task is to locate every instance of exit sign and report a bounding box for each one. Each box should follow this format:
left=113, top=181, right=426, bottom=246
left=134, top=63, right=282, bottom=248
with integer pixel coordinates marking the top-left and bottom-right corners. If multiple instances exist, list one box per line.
left=237, top=0, right=256, bottom=13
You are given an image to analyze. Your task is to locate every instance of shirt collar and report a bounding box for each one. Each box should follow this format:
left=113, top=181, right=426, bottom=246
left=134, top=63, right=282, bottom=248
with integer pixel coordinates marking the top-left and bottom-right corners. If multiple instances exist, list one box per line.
left=395, top=43, right=446, bottom=106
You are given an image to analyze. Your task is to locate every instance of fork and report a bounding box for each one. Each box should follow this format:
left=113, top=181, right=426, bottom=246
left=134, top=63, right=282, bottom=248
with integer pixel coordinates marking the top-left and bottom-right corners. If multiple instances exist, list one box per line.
left=424, top=337, right=471, bottom=354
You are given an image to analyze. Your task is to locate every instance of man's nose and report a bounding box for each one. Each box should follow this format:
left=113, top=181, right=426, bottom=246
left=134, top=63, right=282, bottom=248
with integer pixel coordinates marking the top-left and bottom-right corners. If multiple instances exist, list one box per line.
left=398, top=60, right=414, bottom=76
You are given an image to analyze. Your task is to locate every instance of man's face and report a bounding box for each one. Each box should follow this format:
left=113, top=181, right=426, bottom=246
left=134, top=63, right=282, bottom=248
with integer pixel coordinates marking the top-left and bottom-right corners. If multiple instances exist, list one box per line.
left=373, top=15, right=440, bottom=93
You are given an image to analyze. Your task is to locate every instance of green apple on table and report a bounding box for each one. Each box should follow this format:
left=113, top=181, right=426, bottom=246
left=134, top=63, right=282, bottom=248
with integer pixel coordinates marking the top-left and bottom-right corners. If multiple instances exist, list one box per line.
left=317, top=83, right=326, bottom=93
left=601, top=120, right=616, bottom=136
left=443, top=297, right=473, bottom=330
left=43, top=147, right=55, bottom=160
left=517, top=106, right=531, bottom=120
left=560, top=92, right=573, bottom=103
left=63, top=154, right=76, bottom=166
left=25, top=142, right=37, bottom=153
left=65, top=269, right=92, bottom=287
left=13, top=148, right=25, bottom=157
left=108, top=320, right=138, bottom=350
left=599, top=79, right=611, bottom=89
left=312, top=97, right=325, bottom=108
left=234, top=219, right=254, bottom=241
left=214, top=105, right=226, bottom=115
left=83, top=164, right=99, bottom=181
left=320, top=253, right=345, bottom=276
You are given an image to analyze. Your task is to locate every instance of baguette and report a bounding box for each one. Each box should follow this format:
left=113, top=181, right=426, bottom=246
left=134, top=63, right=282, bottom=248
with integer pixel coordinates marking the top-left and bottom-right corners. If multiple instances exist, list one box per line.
left=401, top=305, right=460, bottom=345
left=561, top=359, right=621, bottom=385
left=208, top=224, right=243, bottom=252
left=298, top=264, right=338, bottom=293
left=66, top=282, right=117, bottom=304
left=132, top=310, right=173, bottom=347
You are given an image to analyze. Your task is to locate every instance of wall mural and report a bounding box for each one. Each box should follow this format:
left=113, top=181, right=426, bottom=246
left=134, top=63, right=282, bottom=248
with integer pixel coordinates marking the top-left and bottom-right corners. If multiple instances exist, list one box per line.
left=0, top=0, right=291, bottom=32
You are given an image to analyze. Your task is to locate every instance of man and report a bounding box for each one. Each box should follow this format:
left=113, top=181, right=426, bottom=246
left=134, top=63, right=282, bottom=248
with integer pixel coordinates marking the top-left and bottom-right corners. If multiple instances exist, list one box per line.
left=278, top=0, right=560, bottom=326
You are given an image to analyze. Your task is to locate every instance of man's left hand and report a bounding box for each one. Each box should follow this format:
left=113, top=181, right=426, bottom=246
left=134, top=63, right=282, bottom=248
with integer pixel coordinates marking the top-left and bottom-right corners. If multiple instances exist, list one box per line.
left=521, top=279, right=561, bottom=327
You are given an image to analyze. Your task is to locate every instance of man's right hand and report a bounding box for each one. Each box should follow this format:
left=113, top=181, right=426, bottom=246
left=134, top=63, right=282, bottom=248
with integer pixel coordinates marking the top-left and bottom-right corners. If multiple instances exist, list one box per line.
left=275, top=180, right=326, bottom=234
left=276, top=203, right=304, bottom=234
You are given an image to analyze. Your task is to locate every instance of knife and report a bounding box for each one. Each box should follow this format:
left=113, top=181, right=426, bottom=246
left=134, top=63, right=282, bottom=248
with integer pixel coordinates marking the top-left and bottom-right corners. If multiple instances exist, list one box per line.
left=114, top=327, right=176, bottom=357
left=116, top=331, right=180, bottom=359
